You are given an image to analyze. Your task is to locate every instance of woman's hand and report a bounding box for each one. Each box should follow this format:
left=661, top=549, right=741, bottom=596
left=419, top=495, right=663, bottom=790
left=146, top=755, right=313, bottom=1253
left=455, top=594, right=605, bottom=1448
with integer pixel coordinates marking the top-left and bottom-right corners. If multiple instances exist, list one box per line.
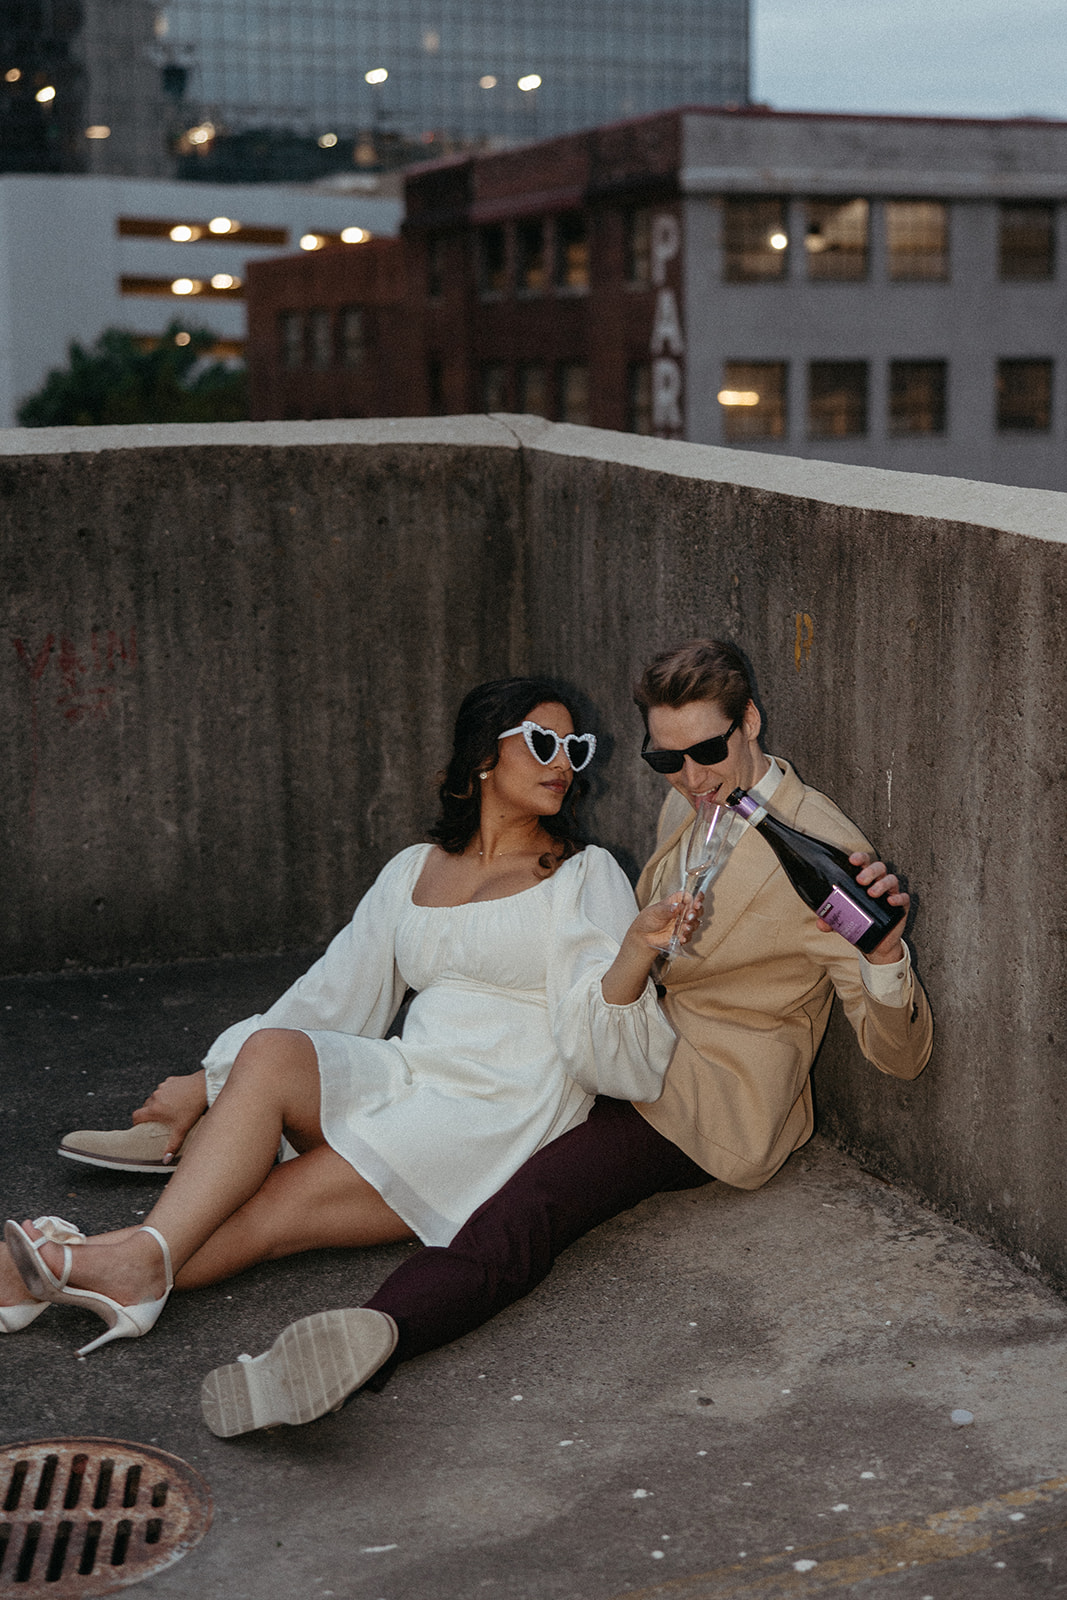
left=130, top=1070, right=209, bottom=1159
left=601, top=892, right=704, bottom=1005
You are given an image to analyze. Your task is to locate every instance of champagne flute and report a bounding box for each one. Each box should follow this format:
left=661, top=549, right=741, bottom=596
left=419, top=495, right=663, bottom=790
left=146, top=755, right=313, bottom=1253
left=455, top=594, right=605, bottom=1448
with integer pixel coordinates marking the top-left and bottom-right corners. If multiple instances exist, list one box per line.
left=656, top=796, right=733, bottom=963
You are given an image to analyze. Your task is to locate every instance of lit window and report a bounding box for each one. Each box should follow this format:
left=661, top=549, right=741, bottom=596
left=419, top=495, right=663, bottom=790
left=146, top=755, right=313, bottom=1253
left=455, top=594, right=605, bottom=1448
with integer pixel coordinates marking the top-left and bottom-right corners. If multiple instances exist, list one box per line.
left=482, top=363, right=509, bottom=411
left=809, top=361, right=868, bottom=438
left=805, top=199, right=868, bottom=282
left=720, top=362, right=787, bottom=440
left=35, top=85, right=56, bottom=103
left=996, top=359, right=1053, bottom=431
left=559, top=363, right=590, bottom=425
left=340, top=227, right=368, bottom=244
left=555, top=214, right=589, bottom=291
left=300, top=234, right=325, bottom=251
left=208, top=217, right=236, bottom=235
left=518, top=75, right=541, bottom=92
left=999, top=203, right=1055, bottom=281
left=318, top=132, right=338, bottom=149
left=517, top=362, right=548, bottom=416
left=889, top=361, right=947, bottom=436
left=627, top=362, right=652, bottom=434
left=85, top=125, right=111, bottom=140
left=210, top=273, right=239, bottom=290
left=723, top=198, right=789, bottom=282
left=171, top=278, right=201, bottom=295
left=626, top=208, right=652, bottom=289
left=280, top=312, right=303, bottom=371
left=340, top=308, right=365, bottom=367
left=169, top=224, right=198, bottom=241
left=479, top=75, right=497, bottom=89
left=479, top=225, right=508, bottom=295
left=516, top=219, right=546, bottom=293
left=308, top=310, right=332, bottom=370
left=365, top=68, right=388, bottom=84
left=886, top=201, right=948, bottom=281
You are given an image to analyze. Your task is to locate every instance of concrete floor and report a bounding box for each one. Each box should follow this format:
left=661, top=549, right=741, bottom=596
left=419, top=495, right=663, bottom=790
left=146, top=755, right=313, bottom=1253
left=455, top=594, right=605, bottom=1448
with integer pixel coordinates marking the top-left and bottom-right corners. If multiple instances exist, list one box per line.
left=3, top=954, right=1067, bottom=1599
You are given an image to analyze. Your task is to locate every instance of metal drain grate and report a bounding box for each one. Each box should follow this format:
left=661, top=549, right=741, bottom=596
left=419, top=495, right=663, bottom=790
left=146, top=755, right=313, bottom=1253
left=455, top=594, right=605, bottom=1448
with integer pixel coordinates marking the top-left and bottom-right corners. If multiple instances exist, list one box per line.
left=0, top=1438, right=212, bottom=1597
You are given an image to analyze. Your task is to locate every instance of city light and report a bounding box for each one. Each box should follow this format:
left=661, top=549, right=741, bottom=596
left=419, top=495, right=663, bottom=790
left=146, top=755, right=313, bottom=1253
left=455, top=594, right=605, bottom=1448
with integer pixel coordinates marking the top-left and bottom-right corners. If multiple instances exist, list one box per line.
left=340, top=227, right=368, bottom=243
left=35, top=85, right=56, bottom=103
left=365, top=68, right=388, bottom=84
left=171, top=278, right=201, bottom=295
left=300, top=234, right=325, bottom=251
left=423, top=31, right=440, bottom=52
left=211, top=273, right=239, bottom=290
left=85, top=125, right=111, bottom=139
left=175, top=332, right=191, bottom=346
left=169, top=224, right=197, bottom=241
left=318, top=132, right=338, bottom=148
left=769, top=232, right=788, bottom=250
left=4, top=69, right=21, bottom=83
left=517, top=74, right=542, bottom=92
left=208, top=217, right=236, bottom=234
left=186, top=123, right=215, bottom=145
left=717, top=390, right=761, bottom=407
left=479, top=75, right=497, bottom=88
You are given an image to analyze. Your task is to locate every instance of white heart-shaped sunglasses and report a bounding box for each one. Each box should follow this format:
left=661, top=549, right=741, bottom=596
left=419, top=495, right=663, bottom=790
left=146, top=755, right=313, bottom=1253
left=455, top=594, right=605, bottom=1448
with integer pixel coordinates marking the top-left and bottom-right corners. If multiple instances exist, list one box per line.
left=499, top=720, right=597, bottom=772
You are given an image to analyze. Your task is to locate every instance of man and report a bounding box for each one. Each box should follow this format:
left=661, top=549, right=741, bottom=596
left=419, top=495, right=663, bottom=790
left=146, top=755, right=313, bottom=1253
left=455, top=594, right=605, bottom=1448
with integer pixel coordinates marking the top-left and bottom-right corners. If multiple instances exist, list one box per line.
left=59, top=640, right=934, bottom=1435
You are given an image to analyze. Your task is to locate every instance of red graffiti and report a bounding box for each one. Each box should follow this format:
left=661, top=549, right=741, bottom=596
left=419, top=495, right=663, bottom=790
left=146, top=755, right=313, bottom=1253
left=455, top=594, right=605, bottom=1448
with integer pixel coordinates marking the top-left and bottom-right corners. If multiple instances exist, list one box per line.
left=12, top=627, right=139, bottom=823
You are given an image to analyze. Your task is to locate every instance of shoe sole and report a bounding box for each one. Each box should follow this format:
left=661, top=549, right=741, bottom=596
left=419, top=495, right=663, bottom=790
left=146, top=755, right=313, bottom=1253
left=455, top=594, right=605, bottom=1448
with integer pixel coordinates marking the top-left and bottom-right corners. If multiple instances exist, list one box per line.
left=57, top=1148, right=178, bottom=1175
left=200, top=1309, right=398, bottom=1438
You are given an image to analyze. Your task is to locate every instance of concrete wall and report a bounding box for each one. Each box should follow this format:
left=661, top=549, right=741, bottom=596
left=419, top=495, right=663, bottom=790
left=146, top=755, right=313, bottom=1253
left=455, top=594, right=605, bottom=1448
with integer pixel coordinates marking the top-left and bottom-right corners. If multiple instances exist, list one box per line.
left=3, top=415, right=1066, bottom=1288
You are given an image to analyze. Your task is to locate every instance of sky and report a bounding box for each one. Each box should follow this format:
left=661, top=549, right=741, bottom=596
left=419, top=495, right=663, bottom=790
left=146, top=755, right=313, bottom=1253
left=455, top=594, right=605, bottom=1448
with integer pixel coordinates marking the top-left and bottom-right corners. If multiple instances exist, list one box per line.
left=753, top=0, right=1067, bottom=121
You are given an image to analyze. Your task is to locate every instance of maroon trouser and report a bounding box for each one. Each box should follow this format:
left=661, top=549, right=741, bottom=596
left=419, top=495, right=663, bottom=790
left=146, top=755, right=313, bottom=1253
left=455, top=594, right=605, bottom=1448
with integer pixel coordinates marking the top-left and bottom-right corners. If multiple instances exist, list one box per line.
left=364, top=1096, right=712, bottom=1365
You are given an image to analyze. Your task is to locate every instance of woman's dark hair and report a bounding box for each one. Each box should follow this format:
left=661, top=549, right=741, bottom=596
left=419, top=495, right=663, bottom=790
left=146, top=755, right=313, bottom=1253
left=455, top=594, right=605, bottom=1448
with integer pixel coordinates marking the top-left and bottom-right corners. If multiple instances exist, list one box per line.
left=429, top=676, right=589, bottom=867
left=633, top=638, right=753, bottom=727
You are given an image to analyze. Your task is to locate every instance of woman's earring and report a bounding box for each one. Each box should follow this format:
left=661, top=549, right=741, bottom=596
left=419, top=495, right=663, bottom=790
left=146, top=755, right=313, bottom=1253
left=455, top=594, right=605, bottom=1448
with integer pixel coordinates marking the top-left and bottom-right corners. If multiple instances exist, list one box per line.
left=478, top=771, right=488, bottom=781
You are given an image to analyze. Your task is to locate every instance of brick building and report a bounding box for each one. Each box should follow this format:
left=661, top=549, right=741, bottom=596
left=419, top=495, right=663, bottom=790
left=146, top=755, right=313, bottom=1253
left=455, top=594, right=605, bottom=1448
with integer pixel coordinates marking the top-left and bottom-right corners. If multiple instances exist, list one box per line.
left=247, top=106, right=1067, bottom=489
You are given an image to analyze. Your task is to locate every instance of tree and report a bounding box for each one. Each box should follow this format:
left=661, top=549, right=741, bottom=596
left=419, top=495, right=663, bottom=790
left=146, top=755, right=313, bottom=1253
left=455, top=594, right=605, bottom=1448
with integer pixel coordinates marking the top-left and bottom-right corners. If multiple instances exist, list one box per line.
left=18, top=323, right=247, bottom=426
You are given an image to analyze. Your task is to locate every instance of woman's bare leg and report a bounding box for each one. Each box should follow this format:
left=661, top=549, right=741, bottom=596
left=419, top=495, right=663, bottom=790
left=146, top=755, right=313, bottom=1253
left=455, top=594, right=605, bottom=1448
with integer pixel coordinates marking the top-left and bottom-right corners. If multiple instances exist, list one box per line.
left=18, top=1028, right=409, bottom=1307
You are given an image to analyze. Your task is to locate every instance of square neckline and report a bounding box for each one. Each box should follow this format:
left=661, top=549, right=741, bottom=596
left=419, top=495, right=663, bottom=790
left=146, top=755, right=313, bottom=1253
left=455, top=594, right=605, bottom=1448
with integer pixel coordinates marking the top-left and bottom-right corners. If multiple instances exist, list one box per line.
left=409, top=842, right=573, bottom=910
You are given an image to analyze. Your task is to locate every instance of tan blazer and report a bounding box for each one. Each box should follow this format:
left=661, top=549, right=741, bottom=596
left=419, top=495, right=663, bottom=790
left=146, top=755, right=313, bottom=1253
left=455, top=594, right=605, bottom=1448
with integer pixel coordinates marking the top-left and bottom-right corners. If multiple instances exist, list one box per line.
left=633, top=759, right=933, bottom=1189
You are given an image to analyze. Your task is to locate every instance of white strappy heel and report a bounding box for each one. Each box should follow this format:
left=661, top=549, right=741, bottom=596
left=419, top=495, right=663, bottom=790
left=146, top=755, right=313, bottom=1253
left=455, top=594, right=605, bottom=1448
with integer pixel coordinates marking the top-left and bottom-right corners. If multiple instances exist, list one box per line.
left=0, top=1216, right=86, bottom=1334
left=4, top=1219, right=173, bottom=1356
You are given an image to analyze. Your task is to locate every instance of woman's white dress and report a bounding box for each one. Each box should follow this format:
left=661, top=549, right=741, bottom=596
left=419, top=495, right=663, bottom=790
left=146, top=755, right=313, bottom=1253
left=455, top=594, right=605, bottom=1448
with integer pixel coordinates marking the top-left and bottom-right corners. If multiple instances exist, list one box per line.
left=202, top=843, right=674, bottom=1245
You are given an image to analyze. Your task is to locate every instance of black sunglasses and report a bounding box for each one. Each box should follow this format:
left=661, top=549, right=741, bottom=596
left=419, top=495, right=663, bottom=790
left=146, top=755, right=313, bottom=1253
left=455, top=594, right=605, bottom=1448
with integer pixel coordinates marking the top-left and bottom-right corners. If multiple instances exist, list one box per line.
left=640, top=713, right=742, bottom=774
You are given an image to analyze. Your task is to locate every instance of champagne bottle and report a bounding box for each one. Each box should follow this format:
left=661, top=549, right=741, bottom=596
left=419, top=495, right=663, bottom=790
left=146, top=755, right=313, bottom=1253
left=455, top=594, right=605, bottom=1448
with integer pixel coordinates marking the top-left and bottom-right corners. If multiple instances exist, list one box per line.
left=726, top=788, right=898, bottom=955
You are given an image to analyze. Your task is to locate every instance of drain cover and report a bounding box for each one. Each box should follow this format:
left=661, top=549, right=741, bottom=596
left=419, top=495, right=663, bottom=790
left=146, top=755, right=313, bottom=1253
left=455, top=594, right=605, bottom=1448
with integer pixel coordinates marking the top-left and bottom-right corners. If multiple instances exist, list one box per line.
left=0, top=1438, right=212, bottom=1596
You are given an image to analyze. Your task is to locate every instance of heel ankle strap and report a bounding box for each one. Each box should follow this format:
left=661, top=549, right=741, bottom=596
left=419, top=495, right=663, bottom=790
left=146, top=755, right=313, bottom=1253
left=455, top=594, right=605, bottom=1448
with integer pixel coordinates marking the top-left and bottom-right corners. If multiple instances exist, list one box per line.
left=139, top=1225, right=174, bottom=1290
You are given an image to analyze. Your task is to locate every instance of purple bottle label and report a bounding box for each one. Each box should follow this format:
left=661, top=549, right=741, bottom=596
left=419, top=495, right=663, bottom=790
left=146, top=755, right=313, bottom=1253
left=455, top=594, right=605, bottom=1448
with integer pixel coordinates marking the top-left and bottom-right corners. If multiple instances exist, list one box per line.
left=817, top=885, right=874, bottom=944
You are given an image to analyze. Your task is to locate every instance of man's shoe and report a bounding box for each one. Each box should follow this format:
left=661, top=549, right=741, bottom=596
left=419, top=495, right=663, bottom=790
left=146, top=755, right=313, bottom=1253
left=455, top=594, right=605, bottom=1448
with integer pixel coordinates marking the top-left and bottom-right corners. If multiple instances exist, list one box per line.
left=58, top=1116, right=204, bottom=1175
left=200, top=1308, right=399, bottom=1437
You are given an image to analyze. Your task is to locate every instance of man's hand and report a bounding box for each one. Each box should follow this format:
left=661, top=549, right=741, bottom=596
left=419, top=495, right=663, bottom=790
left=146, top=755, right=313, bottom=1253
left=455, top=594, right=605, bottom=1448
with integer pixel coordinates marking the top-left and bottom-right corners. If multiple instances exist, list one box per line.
left=816, top=851, right=908, bottom=964
left=130, top=1070, right=209, bottom=1159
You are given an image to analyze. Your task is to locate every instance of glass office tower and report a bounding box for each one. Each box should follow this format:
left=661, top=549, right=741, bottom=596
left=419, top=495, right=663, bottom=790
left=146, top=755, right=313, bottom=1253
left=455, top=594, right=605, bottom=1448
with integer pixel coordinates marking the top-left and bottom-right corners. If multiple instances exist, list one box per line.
left=44, top=0, right=748, bottom=179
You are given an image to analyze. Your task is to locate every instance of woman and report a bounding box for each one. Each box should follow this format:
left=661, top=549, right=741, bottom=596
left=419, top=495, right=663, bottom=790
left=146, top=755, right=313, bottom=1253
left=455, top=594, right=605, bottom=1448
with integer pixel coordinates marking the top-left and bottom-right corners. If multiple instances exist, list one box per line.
left=4, top=677, right=690, bottom=1361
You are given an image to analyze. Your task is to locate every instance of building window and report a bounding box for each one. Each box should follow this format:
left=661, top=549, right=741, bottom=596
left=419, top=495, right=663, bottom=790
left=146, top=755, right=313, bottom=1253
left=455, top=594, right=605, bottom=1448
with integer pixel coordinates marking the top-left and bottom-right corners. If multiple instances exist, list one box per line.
left=626, top=208, right=652, bottom=288
left=722, top=197, right=789, bottom=282
left=999, top=203, right=1055, bottom=281
left=279, top=311, right=303, bottom=370
left=517, top=362, right=549, bottom=416
left=805, top=199, right=868, bottom=281
left=627, top=362, right=652, bottom=433
left=556, top=213, right=589, bottom=290
left=719, top=362, right=787, bottom=440
left=339, top=307, right=364, bottom=367
left=479, top=225, right=508, bottom=295
left=482, top=363, right=509, bottom=411
left=427, top=234, right=447, bottom=300
left=996, top=359, right=1053, bottom=431
left=809, top=361, right=868, bottom=438
left=559, top=363, right=590, bottom=424
left=307, top=309, right=332, bottom=370
left=516, top=219, right=547, bottom=293
left=886, top=201, right=949, bottom=281
left=889, top=360, right=947, bottom=436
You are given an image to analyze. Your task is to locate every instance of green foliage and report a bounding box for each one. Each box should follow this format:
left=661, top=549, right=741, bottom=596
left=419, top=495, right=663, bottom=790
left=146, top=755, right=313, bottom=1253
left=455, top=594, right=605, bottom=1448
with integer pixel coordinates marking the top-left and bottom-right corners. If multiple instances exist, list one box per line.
left=18, top=323, right=247, bottom=427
